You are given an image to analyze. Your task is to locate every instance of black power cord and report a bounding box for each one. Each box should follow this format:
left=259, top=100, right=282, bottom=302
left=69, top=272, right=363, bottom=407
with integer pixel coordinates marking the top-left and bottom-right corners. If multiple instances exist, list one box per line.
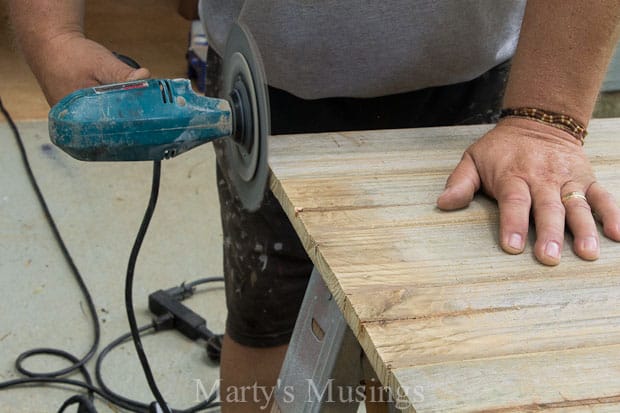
left=95, top=279, right=223, bottom=413
left=0, top=97, right=100, bottom=401
left=0, top=98, right=223, bottom=412
left=125, top=160, right=172, bottom=412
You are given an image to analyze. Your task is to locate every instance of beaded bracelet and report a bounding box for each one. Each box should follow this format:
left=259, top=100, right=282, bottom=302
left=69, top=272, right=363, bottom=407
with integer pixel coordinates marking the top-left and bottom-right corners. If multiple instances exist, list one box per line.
left=499, top=107, right=587, bottom=145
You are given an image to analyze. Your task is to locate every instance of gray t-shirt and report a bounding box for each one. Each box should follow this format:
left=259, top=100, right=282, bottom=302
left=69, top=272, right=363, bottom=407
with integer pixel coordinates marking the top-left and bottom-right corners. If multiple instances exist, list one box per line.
left=199, top=0, right=526, bottom=99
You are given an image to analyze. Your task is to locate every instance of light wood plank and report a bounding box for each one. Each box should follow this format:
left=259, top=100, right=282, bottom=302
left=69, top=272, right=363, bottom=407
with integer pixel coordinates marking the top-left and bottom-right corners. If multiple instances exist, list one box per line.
left=390, top=344, right=620, bottom=413
left=269, top=119, right=620, bottom=412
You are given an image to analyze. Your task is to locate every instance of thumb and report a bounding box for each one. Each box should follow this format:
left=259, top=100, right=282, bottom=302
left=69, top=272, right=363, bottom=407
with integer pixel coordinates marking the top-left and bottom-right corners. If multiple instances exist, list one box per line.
left=124, top=67, right=151, bottom=81
left=437, top=151, right=481, bottom=210
left=95, top=52, right=151, bottom=85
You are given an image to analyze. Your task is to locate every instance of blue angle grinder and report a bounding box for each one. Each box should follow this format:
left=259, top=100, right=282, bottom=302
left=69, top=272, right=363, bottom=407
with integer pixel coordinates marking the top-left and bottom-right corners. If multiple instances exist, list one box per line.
left=48, top=23, right=270, bottom=211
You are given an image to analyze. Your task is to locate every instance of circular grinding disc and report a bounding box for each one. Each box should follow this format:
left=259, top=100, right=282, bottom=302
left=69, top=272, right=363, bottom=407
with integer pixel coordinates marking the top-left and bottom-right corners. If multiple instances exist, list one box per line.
left=220, top=23, right=270, bottom=212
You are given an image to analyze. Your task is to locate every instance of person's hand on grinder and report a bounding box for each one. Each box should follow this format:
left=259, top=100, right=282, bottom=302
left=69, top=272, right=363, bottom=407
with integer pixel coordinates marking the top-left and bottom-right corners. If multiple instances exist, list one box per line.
left=8, top=0, right=150, bottom=106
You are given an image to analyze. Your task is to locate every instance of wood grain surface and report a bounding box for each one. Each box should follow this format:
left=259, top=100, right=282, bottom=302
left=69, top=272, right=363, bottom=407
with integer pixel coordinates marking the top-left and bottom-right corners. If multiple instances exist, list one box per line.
left=268, top=120, right=620, bottom=412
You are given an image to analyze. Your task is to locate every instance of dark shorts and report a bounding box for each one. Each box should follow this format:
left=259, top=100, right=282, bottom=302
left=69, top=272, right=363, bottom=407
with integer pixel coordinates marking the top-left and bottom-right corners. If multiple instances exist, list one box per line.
left=206, top=49, right=511, bottom=347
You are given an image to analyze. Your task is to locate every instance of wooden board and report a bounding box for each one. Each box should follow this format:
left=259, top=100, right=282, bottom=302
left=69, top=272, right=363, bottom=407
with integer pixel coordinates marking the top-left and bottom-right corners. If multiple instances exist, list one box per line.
left=268, top=119, right=620, bottom=412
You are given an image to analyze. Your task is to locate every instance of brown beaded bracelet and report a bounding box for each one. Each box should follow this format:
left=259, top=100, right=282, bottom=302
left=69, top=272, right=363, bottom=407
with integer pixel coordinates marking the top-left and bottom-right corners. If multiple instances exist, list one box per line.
left=499, top=107, right=587, bottom=145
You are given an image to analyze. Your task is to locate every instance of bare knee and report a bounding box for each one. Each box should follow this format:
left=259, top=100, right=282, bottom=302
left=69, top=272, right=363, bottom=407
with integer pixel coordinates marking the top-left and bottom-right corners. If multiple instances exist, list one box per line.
left=220, top=333, right=288, bottom=412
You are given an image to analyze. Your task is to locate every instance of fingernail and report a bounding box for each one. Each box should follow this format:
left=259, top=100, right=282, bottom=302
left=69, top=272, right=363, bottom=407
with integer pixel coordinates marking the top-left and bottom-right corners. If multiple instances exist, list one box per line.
left=545, top=241, right=560, bottom=259
left=508, top=233, right=523, bottom=250
left=582, top=236, right=598, bottom=252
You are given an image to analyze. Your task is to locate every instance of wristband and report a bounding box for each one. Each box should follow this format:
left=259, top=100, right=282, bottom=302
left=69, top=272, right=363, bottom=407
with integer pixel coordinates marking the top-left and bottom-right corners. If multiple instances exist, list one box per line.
left=500, top=107, right=587, bottom=145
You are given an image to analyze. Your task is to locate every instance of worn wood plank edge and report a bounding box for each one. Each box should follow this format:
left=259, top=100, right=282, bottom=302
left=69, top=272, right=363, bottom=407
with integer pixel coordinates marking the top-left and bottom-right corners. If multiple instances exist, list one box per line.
left=269, top=168, right=418, bottom=412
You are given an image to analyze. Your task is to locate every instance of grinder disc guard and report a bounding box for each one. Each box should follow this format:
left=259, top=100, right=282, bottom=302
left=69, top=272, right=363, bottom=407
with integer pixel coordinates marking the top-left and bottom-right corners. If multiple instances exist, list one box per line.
left=220, top=23, right=270, bottom=212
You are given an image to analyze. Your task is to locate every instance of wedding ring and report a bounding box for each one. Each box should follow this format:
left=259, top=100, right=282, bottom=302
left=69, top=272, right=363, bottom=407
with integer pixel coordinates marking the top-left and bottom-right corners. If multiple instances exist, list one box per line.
left=561, top=191, right=587, bottom=205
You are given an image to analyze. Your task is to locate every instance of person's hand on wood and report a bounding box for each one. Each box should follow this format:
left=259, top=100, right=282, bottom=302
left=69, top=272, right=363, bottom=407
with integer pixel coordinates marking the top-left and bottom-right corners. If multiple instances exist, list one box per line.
left=437, top=0, right=620, bottom=265
left=437, top=117, right=620, bottom=265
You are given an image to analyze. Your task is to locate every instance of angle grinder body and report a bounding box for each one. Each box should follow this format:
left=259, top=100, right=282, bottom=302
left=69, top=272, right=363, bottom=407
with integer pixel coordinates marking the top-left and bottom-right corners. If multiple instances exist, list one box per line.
left=49, top=79, right=233, bottom=162
left=48, top=23, right=269, bottom=211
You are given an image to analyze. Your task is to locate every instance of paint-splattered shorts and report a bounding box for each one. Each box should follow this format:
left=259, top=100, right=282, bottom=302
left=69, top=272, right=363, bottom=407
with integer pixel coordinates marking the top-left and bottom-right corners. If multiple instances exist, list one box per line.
left=207, top=49, right=511, bottom=347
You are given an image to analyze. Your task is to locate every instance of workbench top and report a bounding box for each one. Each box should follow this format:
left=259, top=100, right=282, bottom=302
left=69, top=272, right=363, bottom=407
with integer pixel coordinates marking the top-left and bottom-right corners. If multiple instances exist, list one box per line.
left=268, top=118, right=620, bottom=412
